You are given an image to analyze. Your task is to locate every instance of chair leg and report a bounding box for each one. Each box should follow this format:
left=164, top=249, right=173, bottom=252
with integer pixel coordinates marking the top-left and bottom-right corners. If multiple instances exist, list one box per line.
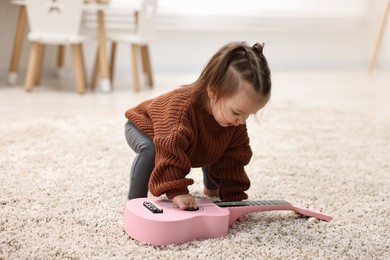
left=80, top=45, right=88, bottom=89
left=8, top=5, right=27, bottom=85
left=131, top=44, right=141, bottom=92
left=109, top=42, right=117, bottom=84
left=141, top=45, right=153, bottom=88
left=25, top=42, right=40, bottom=92
left=140, top=45, right=148, bottom=74
left=90, top=48, right=99, bottom=90
left=57, top=45, right=66, bottom=77
left=34, top=43, right=46, bottom=86
left=71, top=44, right=86, bottom=94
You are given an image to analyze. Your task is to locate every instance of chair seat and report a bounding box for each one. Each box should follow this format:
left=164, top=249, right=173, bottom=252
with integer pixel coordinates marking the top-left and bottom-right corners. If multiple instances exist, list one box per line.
left=105, top=33, right=150, bottom=44
left=28, top=33, right=86, bottom=44
left=24, top=0, right=87, bottom=94
left=89, top=0, right=157, bottom=92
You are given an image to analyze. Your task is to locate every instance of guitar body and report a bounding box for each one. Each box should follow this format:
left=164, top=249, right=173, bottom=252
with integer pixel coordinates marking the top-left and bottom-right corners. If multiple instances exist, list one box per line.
left=124, top=198, right=230, bottom=246
left=124, top=197, right=332, bottom=246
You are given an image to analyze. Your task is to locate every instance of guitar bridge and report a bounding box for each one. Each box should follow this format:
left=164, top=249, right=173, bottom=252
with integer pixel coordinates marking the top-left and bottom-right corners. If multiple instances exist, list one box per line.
left=143, top=201, right=163, bottom=213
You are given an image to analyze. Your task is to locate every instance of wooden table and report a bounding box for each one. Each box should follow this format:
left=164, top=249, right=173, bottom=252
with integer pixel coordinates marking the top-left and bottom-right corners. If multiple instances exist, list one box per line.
left=368, top=0, right=390, bottom=72
left=83, top=1, right=112, bottom=92
left=8, top=0, right=138, bottom=92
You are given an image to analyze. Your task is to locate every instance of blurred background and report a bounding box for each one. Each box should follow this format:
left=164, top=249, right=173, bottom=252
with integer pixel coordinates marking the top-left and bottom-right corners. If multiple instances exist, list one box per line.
left=0, top=0, right=389, bottom=121
left=0, top=0, right=389, bottom=78
left=2, top=2, right=390, bottom=258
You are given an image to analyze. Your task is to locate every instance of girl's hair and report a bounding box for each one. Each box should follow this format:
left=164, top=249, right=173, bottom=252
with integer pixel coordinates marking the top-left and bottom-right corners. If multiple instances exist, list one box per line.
left=184, top=41, right=271, bottom=108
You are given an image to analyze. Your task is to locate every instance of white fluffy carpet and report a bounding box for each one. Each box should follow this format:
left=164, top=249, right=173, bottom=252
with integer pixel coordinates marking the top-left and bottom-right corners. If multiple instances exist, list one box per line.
left=1, top=101, right=389, bottom=259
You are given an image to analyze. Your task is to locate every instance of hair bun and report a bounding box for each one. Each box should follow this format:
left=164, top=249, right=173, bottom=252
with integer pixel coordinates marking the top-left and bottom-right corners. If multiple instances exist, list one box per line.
left=252, top=43, right=264, bottom=55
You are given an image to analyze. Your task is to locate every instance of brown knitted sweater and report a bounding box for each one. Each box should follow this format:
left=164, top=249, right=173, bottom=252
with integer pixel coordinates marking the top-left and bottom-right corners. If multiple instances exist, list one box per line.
left=125, top=87, right=252, bottom=201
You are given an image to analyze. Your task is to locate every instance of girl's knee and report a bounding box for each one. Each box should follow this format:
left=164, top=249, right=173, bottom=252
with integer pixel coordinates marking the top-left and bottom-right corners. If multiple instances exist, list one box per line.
left=141, top=141, right=155, bottom=158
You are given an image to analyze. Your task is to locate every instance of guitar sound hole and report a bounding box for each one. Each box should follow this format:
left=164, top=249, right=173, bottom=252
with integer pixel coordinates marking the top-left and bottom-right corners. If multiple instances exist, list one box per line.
left=184, top=207, right=199, bottom=211
left=172, top=204, right=204, bottom=211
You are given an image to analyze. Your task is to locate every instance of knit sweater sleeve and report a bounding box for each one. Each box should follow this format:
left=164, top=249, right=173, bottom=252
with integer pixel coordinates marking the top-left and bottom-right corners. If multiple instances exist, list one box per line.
left=208, top=125, right=253, bottom=201
left=147, top=95, right=196, bottom=199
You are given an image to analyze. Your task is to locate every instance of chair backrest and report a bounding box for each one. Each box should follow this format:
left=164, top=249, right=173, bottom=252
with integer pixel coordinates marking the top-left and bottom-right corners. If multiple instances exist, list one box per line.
left=137, top=0, right=157, bottom=41
left=26, top=0, right=83, bottom=41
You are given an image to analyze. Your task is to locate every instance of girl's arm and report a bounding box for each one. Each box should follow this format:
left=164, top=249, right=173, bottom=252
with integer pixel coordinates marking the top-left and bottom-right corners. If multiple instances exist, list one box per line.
left=207, top=125, right=253, bottom=201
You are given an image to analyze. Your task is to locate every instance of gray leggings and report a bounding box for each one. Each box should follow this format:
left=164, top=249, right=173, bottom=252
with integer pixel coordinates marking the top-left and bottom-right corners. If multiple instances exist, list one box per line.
left=125, top=120, right=155, bottom=199
left=124, top=120, right=218, bottom=200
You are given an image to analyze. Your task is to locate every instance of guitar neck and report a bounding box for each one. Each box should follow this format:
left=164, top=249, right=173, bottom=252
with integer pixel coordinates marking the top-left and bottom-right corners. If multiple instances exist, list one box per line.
left=215, top=200, right=332, bottom=226
left=216, top=200, right=291, bottom=208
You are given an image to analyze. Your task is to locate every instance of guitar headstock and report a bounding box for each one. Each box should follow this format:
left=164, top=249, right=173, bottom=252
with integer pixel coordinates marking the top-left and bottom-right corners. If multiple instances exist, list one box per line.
left=291, top=204, right=333, bottom=222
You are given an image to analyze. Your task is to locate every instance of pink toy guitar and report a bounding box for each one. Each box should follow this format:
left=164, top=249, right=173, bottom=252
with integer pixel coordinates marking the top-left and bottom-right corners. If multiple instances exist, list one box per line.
left=124, top=197, right=332, bottom=246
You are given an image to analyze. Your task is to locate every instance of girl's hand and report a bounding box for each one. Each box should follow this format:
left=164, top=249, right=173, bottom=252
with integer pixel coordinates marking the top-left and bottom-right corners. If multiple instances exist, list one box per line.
left=172, top=194, right=198, bottom=211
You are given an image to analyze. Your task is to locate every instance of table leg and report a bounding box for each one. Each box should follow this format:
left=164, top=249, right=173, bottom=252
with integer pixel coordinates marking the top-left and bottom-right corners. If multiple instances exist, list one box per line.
left=8, top=5, right=27, bottom=85
left=131, top=44, right=141, bottom=92
left=97, top=10, right=111, bottom=92
left=90, top=49, right=99, bottom=90
left=368, top=0, right=390, bottom=72
left=109, top=42, right=117, bottom=83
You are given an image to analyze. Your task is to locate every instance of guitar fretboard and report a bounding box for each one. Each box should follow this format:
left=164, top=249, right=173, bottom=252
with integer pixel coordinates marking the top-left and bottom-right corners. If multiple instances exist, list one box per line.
left=215, top=200, right=291, bottom=208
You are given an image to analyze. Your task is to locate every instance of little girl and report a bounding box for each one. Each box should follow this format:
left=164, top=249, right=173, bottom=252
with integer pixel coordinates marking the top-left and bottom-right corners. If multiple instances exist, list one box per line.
left=124, top=41, right=271, bottom=210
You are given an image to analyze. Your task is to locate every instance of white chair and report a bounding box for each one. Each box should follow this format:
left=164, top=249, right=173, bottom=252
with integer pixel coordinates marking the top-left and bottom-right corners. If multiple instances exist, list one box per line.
left=89, top=0, right=157, bottom=91
left=24, top=0, right=87, bottom=94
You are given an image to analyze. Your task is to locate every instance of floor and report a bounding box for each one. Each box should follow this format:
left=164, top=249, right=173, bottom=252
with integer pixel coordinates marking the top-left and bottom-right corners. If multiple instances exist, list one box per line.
left=0, top=68, right=389, bottom=124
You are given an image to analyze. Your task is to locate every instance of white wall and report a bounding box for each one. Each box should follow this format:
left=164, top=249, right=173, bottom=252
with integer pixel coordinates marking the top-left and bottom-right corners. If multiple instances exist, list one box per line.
left=0, top=0, right=389, bottom=82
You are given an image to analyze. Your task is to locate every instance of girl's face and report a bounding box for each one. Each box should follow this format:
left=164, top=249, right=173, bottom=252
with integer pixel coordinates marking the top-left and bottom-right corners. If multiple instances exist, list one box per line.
left=208, top=81, right=268, bottom=127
